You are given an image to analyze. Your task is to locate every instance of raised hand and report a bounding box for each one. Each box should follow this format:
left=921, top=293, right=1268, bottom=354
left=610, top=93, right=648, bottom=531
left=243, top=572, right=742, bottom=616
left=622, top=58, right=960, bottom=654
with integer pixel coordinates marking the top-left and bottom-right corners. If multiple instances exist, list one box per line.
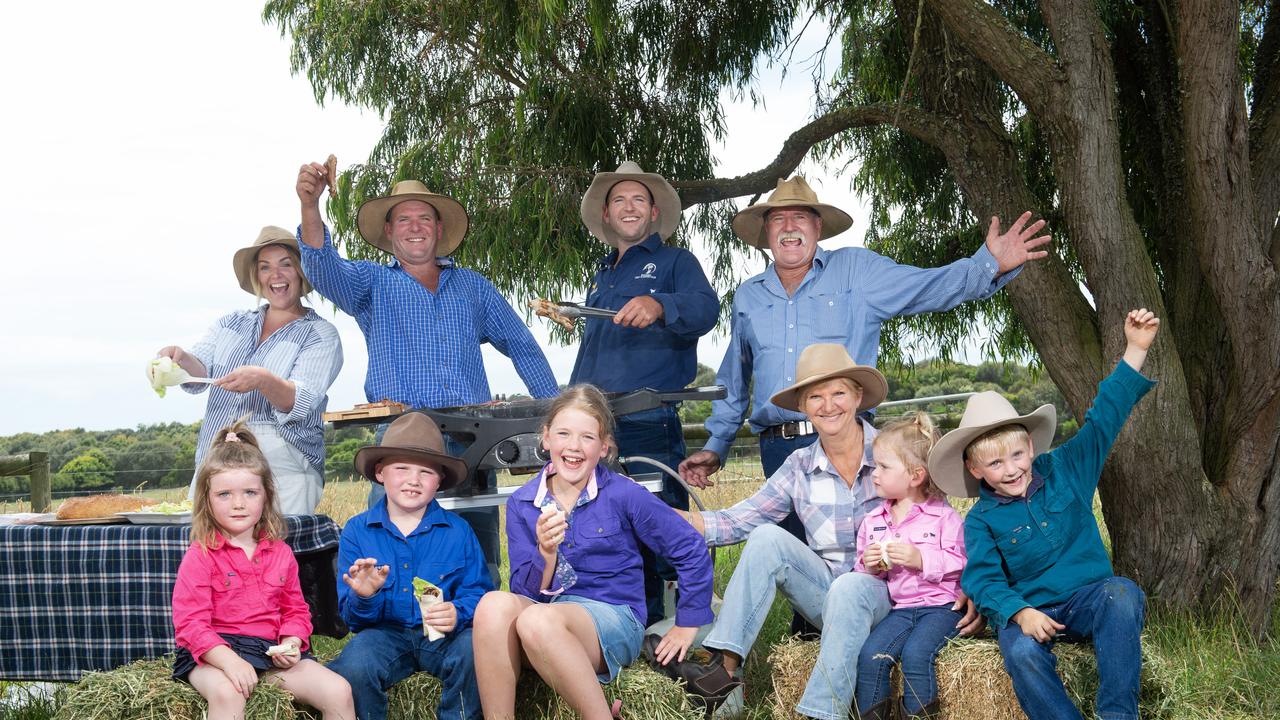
left=342, top=558, right=390, bottom=598
left=984, top=211, right=1051, bottom=273
left=296, top=161, right=329, bottom=206
left=536, top=507, right=568, bottom=557
left=1124, top=308, right=1160, bottom=350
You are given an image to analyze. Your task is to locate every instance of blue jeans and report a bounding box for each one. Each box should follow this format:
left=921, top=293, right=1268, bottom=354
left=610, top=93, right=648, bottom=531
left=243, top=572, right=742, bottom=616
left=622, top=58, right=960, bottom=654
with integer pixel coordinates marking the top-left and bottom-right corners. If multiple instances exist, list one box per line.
left=996, top=576, right=1145, bottom=720
left=855, top=605, right=963, bottom=714
left=327, top=624, right=481, bottom=720
left=760, top=431, right=820, bottom=635
left=615, top=405, right=689, bottom=625
left=702, top=524, right=890, bottom=720
left=367, top=427, right=500, bottom=588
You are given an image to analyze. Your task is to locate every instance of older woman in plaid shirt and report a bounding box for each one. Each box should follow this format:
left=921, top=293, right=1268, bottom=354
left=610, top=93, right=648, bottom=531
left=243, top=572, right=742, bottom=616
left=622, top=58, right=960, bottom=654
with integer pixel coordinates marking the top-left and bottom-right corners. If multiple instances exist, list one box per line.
left=673, top=344, right=979, bottom=720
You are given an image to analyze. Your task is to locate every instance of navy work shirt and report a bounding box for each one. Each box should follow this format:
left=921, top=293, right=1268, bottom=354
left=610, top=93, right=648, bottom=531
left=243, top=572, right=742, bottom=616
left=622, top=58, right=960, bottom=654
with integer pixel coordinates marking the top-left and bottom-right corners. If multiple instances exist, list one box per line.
left=569, top=234, right=718, bottom=392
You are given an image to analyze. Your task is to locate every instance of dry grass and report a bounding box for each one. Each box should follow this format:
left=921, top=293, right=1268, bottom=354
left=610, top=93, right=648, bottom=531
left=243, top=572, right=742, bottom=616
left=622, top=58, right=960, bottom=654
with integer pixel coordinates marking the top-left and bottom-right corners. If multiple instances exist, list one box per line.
left=767, top=636, right=1176, bottom=720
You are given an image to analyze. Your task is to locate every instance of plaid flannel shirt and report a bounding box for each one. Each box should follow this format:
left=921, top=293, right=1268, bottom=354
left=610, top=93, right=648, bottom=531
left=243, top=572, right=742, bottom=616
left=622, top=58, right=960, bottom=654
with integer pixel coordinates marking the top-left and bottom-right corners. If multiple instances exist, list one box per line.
left=699, top=418, right=882, bottom=576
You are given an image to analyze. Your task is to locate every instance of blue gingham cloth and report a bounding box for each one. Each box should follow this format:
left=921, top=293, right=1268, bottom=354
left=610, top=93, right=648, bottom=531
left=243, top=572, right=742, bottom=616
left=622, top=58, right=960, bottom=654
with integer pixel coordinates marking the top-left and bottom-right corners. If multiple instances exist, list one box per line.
left=0, top=515, right=340, bottom=681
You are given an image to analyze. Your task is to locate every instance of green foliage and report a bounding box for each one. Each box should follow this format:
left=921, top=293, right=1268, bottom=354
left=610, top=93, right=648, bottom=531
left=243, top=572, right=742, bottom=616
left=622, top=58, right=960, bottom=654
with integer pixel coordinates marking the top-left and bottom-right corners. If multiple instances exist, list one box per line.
left=0, top=422, right=200, bottom=496
left=55, top=448, right=115, bottom=491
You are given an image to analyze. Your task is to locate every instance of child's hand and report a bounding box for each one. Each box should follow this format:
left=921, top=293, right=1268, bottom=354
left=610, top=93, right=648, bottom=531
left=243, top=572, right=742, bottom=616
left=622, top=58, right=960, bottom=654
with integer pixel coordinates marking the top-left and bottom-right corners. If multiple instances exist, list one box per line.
left=1121, top=308, right=1160, bottom=372
left=1013, top=607, right=1065, bottom=643
left=860, top=543, right=887, bottom=573
left=222, top=655, right=260, bottom=698
left=536, top=507, right=567, bottom=557
left=342, top=558, right=390, bottom=598
left=885, top=542, right=923, bottom=571
left=269, top=636, right=303, bottom=669
left=1124, top=308, right=1160, bottom=350
left=651, top=625, right=699, bottom=665
left=424, top=600, right=458, bottom=635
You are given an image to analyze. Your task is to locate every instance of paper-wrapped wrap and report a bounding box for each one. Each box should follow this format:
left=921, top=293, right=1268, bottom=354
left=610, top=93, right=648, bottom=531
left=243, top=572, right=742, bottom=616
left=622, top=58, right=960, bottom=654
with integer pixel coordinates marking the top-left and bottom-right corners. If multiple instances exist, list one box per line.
left=413, top=577, right=445, bottom=641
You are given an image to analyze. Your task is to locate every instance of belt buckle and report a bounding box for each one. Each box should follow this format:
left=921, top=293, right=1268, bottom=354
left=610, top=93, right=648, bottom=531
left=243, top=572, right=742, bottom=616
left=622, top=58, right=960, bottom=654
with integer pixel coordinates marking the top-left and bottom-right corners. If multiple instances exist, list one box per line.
left=780, top=422, right=797, bottom=440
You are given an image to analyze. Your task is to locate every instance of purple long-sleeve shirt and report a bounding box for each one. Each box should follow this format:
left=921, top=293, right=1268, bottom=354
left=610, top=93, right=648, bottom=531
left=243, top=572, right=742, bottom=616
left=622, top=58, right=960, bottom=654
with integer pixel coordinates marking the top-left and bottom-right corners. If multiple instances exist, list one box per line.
left=506, top=464, right=715, bottom=628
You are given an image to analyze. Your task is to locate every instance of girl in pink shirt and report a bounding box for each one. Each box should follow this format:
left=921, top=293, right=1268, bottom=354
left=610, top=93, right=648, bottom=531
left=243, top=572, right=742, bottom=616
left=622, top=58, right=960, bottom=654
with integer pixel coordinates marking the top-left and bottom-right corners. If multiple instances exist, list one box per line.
left=853, top=412, right=966, bottom=720
left=171, top=421, right=354, bottom=720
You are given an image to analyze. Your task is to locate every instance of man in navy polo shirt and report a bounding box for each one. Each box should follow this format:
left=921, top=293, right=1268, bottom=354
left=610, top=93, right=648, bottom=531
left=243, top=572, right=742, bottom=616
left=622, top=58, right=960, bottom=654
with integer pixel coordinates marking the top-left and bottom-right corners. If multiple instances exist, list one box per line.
left=569, top=161, right=718, bottom=625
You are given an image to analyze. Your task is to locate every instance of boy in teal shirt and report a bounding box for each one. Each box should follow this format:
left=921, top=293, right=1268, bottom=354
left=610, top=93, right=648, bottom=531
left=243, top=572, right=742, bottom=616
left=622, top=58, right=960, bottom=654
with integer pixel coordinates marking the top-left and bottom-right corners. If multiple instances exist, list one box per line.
left=927, top=309, right=1159, bottom=720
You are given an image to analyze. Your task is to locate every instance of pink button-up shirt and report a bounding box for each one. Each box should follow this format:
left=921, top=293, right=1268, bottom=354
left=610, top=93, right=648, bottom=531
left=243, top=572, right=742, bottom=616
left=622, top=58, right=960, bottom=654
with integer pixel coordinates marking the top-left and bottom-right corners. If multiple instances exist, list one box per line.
left=172, top=536, right=312, bottom=664
left=855, top=497, right=966, bottom=608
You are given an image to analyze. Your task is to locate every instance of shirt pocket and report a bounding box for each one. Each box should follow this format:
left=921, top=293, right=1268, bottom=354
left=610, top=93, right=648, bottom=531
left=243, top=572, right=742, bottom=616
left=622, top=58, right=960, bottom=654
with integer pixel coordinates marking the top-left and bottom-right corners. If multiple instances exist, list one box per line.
left=571, top=517, right=626, bottom=573
left=1042, top=486, right=1083, bottom=548
left=994, top=523, right=1053, bottom=579
left=210, top=570, right=243, bottom=617
left=805, top=290, right=852, bottom=341
left=263, top=568, right=291, bottom=604
left=416, top=559, right=464, bottom=597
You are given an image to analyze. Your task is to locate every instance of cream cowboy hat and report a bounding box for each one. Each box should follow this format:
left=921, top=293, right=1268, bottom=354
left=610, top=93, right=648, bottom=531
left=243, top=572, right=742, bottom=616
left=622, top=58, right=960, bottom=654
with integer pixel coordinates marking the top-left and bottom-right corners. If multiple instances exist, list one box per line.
left=356, top=180, right=470, bottom=257
left=353, top=412, right=468, bottom=491
left=231, top=226, right=313, bottom=297
left=731, top=176, right=853, bottom=249
left=926, top=392, right=1057, bottom=498
left=580, top=161, right=682, bottom=246
left=768, top=344, right=888, bottom=413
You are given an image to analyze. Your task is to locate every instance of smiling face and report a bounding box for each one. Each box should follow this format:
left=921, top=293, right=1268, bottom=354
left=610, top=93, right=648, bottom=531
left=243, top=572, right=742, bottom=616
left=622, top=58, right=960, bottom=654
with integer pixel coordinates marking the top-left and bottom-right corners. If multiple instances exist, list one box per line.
left=384, top=199, right=442, bottom=267
left=801, top=377, right=863, bottom=440
left=765, top=207, right=822, bottom=272
left=542, top=407, right=611, bottom=488
left=965, top=434, right=1036, bottom=498
left=376, top=456, right=443, bottom=515
left=208, top=467, right=266, bottom=542
left=602, top=179, right=659, bottom=247
left=254, top=245, right=304, bottom=311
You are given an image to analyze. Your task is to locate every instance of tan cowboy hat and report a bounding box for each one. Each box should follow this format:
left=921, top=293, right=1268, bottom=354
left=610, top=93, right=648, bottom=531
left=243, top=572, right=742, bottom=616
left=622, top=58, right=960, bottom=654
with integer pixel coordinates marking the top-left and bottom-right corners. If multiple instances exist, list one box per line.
left=356, top=180, right=469, bottom=257
left=769, top=344, right=888, bottom=413
left=231, top=226, right=313, bottom=297
left=926, top=392, right=1057, bottom=498
left=731, top=176, right=853, bottom=249
left=353, top=412, right=468, bottom=491
left=580, top=161, right=682, bottom=246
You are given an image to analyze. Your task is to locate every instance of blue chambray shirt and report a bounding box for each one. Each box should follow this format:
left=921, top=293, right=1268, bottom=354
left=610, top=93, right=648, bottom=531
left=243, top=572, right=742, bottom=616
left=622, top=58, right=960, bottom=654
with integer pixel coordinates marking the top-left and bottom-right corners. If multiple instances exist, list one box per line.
left=702, top=244, right=1018, bottom=459
left=569, top=234, right=719, bottom=392
left=298, top=225, right=558, bottom=407
left=184, top=306, right=342, bottom=477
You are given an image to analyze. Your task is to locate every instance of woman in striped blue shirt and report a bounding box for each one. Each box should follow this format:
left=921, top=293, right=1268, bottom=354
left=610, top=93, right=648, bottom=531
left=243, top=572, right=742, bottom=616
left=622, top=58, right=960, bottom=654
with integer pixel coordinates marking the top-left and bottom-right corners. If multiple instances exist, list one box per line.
left=157, top=227, right=342, bottom=515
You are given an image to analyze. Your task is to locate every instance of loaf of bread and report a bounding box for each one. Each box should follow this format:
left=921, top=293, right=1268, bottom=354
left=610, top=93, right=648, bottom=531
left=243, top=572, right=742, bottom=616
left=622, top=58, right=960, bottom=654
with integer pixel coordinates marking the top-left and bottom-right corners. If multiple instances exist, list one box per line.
left=56, top=494, right=158, bottom=520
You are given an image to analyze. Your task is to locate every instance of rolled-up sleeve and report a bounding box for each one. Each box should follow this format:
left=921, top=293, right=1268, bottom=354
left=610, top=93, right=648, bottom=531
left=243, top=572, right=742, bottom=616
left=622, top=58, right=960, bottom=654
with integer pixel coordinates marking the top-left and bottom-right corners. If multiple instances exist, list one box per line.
left=272, top=319, right=343, bottom=427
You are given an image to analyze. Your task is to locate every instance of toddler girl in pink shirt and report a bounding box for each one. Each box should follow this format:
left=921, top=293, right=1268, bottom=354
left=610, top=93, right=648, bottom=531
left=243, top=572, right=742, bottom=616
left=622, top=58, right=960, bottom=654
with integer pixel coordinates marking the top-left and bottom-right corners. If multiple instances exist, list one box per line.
left=853, top=412, right=966, bottom=720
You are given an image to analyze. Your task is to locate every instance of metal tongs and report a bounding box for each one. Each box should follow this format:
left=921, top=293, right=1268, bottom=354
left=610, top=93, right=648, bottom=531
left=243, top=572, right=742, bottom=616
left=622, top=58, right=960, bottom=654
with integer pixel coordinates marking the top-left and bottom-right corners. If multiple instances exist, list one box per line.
left=552, top=301, right=618, bottom=320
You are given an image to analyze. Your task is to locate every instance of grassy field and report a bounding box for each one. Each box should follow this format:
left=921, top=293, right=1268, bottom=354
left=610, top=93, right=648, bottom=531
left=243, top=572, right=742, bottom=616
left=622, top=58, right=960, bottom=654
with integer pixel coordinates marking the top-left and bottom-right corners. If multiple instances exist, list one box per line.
left=4, top=462, right=1280, bottom=718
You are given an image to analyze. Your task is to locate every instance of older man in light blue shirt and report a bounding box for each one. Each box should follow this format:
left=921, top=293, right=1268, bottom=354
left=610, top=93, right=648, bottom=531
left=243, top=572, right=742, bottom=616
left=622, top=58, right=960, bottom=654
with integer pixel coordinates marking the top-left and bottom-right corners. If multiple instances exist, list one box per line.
left=680, top=176, right=1050, bottom=487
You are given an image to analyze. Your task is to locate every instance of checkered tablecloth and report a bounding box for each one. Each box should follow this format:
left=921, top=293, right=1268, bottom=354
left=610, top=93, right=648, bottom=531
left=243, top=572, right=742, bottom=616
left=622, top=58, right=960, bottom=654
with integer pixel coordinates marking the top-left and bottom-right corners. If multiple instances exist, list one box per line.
left=0, top=515, right=341, bottom=681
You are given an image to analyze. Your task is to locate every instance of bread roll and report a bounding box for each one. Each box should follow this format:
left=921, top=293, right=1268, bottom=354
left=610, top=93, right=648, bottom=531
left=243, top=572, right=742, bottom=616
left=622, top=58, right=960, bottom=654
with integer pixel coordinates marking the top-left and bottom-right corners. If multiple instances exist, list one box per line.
left=56, top=494, right=157, bottom=520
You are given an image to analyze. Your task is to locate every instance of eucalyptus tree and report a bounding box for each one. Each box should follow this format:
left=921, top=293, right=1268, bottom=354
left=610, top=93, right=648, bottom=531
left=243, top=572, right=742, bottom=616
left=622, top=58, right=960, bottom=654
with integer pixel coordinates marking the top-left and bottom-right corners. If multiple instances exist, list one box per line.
left=265, top=0, right=1280, bottom=631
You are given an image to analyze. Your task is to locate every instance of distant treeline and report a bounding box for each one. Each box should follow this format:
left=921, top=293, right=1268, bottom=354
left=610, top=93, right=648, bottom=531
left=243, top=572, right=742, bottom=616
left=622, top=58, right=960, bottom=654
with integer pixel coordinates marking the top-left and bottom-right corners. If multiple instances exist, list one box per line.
left=0, top=359, right=1073, bottom=497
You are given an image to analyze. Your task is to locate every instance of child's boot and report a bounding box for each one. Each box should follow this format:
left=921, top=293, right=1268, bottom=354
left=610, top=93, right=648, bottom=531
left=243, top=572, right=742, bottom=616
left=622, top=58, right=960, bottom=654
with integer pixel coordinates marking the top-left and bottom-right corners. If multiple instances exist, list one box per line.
left=858, top=699, right=893, bottom=719
left=901, top=698, right=941, bottom=720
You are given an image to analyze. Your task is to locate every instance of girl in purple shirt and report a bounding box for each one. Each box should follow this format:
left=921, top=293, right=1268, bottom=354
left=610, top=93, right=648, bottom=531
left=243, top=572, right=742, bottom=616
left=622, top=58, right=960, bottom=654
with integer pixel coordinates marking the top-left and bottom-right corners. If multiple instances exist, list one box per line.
left=854, top=412, right=967, bottom=720
left=472, top=385, right=714, bottom=720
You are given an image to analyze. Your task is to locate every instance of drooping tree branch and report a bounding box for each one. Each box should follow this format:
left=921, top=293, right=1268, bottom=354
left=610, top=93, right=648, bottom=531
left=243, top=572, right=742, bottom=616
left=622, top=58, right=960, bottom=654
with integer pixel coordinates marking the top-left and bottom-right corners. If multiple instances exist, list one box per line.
left=673, top=103, right=959, bottom=206
left=922, top=0, right=1065, bottom=117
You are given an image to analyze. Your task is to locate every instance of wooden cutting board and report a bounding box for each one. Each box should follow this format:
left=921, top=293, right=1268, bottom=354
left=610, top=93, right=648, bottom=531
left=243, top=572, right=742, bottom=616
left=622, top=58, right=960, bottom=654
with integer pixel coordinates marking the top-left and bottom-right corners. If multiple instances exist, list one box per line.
left=323, top=401, right=409, bottom=423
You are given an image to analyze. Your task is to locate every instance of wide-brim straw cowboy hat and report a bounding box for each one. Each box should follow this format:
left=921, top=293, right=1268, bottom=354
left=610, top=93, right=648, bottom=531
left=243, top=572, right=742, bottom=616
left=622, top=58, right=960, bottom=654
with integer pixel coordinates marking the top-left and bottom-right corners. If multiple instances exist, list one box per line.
left=927, top=392, right=1057, bottom=498
left=731, top=176, right=854, bottom=249
left=232, top=226, right=313, bottom=297
left=769, top=343, right=888, bottom=413
left=353, top=412, right=468, bottom=491
left=356, top=180, right=469, bottom=257
left=580, top=161, right=683, bottom=246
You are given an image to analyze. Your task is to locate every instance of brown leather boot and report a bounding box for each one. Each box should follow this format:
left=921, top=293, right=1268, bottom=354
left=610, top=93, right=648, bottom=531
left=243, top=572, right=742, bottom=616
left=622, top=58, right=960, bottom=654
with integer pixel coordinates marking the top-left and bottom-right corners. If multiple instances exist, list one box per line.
left=857, top=699, right=894, bottom=720
left=902, top=698, right=942, bottom=719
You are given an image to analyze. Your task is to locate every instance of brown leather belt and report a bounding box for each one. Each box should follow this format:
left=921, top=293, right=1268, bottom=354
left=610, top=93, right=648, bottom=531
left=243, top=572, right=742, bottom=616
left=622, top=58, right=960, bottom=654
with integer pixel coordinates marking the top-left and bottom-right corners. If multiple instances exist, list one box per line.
left=760, top=420, right=817, bottom=440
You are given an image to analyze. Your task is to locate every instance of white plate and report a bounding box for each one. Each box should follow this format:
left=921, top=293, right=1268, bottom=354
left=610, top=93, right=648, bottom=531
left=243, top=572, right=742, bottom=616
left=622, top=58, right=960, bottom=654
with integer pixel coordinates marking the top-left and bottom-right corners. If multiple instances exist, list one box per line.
left=116, top=511, right=192, bottom=525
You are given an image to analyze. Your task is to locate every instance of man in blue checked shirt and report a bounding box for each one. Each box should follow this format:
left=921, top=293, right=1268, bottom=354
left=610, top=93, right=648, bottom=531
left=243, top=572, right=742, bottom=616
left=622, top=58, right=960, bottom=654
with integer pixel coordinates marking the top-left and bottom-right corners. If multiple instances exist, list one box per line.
left=568, top=162, right=718, bottom=626
left=677, top=175, right=1049, bottom=641
left=296, top=163, right=560, bottom=585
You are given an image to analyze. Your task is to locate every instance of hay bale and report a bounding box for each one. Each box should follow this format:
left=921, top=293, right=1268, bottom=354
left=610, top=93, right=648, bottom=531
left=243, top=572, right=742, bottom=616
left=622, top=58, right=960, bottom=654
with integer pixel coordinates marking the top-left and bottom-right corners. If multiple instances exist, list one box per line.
left=768, top=636, right=1174, bottom=720
left=55, top=658, right=317, bottom=720
left=55, top=657, right=699, bottom=720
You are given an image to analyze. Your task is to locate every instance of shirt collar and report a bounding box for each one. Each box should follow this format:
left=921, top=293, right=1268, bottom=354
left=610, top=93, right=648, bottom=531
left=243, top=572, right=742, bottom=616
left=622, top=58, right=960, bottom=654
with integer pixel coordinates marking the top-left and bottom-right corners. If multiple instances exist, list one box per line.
left=532, top=464, right=601, bottom=508
left=368, top=496, right=449, bottom=531
left=869, top=495, right=950, bottom=521
left=598, top=233, right=662, bottom=270
left=802, top=416, right=878, bottom=478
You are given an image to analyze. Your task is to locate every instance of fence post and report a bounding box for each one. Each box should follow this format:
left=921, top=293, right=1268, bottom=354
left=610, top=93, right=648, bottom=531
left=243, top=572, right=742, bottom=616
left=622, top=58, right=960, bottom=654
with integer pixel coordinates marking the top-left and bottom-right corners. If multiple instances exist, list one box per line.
left=0, top=452, right=51, bottom=512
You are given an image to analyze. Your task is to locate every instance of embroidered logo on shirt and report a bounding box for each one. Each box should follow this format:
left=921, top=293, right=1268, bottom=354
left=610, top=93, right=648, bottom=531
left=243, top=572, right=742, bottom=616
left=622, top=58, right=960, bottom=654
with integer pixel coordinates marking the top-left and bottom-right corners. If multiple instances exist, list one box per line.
left=635, top=262, right=658, bottom=280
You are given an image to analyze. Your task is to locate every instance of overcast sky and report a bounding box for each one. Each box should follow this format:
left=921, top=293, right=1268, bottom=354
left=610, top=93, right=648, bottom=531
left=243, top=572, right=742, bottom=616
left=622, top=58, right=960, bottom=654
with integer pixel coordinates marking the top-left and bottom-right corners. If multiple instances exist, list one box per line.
left=0, top=2, right=873, bottom=436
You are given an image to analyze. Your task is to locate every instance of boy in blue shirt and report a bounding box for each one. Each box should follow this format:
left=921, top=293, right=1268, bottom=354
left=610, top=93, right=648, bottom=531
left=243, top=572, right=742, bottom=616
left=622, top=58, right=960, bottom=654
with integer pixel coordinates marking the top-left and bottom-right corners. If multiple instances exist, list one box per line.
left=328, top=412, right=493, bottom=720
left=927, top=309, right=1160, bottom=720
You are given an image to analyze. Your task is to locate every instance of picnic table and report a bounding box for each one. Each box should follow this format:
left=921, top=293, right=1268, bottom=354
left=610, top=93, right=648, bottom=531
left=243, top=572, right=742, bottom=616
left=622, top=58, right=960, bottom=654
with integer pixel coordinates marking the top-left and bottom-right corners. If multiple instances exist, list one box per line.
left=0, top=515, right=344, bottom=681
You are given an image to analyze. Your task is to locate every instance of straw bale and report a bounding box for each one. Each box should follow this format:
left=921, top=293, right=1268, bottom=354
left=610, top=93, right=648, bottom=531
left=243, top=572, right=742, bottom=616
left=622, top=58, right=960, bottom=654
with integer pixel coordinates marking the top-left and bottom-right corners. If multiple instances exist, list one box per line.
left=54, top=656, right=700, bottom=720
left=768, top=636, right=1173, bottom=720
